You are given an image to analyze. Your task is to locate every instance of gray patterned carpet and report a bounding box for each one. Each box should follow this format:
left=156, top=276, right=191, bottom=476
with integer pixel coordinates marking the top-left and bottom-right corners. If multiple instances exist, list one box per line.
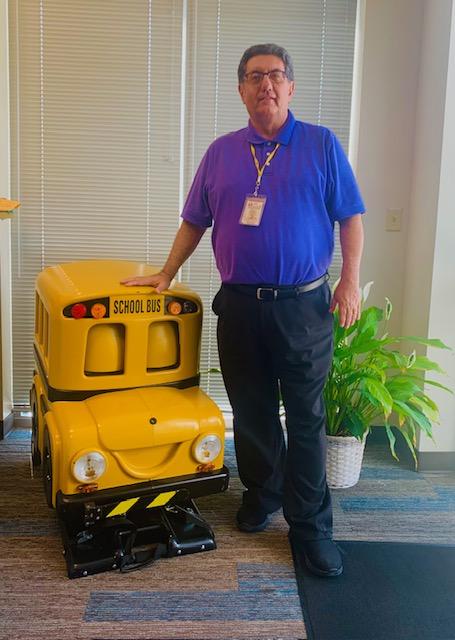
left=1, top=427, right=454, bottom=640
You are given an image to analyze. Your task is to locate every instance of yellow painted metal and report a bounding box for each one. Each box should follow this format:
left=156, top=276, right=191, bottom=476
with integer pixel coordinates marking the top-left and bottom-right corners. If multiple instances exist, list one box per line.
left=0, top=198, right=20, bottom=219
left=106, top=497, right=139, bottom=518
left=32, top=260, right=226, bottom=507
left=146, top=491, right=176, bottom=509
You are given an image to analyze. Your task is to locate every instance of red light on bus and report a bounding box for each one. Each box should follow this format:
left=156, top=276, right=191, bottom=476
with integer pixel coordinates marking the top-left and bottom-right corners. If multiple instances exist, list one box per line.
left=71, top=303, right=87, bottom=319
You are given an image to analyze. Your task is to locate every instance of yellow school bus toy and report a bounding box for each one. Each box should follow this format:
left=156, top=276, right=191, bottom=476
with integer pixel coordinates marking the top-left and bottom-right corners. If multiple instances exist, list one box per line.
left=31, top=260, right=228, bottom=577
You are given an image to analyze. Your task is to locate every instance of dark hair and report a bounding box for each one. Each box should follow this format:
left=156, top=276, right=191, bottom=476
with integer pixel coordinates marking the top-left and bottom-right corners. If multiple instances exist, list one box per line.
left=238, top=43, right=294, bottom=82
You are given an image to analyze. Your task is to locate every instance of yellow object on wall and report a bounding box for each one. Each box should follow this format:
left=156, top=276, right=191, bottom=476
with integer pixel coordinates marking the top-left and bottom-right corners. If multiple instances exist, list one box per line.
left=0, top=198, right=20, bottom=219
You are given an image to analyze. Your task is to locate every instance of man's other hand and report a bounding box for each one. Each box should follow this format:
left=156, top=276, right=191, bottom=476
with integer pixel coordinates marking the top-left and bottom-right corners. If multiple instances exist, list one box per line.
left=329, top=279, right=360, bottom=328
left=120, top=271, right=172, bottom=293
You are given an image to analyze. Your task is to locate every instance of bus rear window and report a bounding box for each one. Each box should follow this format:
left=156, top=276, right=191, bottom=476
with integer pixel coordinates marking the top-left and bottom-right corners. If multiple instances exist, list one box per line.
left=147, top=321, right=179, bottom=371
left=85, top=324, right=125, bottom=376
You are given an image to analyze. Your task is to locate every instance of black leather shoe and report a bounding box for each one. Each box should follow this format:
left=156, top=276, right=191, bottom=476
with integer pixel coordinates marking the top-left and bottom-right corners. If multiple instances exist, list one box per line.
left=236, top=505, right=271, bottom=533
left=299, top=539, right=343, bottom=577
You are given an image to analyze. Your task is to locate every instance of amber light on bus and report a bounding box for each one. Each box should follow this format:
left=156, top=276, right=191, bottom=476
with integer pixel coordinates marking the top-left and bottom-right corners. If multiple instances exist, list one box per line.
left=91, top=303, right=107, bottom=319
left=167, top=301, right=182, bottom=315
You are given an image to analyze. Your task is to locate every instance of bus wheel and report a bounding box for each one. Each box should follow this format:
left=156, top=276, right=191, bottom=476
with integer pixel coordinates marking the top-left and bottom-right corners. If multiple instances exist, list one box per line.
left=30, top=388, right=41, bottom=469
left=42, top=429, right=53, bottom=508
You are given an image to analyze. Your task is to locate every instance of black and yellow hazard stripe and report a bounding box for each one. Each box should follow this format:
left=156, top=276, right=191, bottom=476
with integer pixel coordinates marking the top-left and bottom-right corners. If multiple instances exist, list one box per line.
left=145, top=491, right=177, bottom=509
left=106, top=490, right=176, bottom=518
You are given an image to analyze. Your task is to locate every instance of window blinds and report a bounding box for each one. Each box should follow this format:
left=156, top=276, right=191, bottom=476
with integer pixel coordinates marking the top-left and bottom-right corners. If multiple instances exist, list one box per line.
left=9, top=0, right=357, bottom=406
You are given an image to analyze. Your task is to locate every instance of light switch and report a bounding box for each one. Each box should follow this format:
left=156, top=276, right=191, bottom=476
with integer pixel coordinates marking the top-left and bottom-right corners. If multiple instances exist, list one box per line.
left=386, top=208, right=402, bottom=231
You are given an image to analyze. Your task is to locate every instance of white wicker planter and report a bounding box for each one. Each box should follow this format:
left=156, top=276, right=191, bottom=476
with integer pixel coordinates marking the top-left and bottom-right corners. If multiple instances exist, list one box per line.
left=326, top=435, right=366, bottom=489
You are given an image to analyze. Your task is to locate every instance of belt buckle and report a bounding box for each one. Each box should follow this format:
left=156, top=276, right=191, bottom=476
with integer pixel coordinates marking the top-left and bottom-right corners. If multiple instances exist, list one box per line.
left=256, top=287, right=277, bottom=301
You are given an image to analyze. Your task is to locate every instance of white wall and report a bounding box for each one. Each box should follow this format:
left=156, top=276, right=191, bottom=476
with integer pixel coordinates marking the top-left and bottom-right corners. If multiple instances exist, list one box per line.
left=402, top=0, right=452, bottom=343
left=358, top=0, right=455, bottom=454
left=356, top=0, right=424, bottom=336
left=410, top=0, right=455, bottom=453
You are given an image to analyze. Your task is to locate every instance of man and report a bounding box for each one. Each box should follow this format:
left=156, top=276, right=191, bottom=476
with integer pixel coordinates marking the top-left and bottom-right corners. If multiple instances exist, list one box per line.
left=122, top=44, right=365, bottom=577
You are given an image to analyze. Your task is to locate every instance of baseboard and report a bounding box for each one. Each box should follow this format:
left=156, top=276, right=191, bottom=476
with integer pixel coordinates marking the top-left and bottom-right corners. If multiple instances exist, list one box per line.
left=0, top=412, right=14, bottom=439
left=367, top=425, right=454, bottom=471
left=416, top=451, right=455, bottom=471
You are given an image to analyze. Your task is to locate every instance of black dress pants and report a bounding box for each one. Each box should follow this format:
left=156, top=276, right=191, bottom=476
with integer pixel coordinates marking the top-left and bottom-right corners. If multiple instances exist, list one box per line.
left=213, top=282, right=334, bottom=541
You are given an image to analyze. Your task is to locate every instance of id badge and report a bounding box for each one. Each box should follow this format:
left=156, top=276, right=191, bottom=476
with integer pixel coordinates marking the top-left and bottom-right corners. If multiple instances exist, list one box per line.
left=239, top=195, right=267, bottom=226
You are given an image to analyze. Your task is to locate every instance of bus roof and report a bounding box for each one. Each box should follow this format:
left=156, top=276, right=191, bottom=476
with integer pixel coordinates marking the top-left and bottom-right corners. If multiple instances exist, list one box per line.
left=36, top=260, right=199, bottom=303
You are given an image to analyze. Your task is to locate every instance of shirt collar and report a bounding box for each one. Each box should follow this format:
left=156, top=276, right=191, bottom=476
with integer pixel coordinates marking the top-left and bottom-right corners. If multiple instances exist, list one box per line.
left=246, top=110, right=296, bottom=145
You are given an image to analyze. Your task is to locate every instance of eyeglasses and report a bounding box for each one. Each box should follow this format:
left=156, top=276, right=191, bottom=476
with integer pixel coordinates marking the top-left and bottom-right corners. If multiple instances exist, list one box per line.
left=243, top=69, right=288, bottom=85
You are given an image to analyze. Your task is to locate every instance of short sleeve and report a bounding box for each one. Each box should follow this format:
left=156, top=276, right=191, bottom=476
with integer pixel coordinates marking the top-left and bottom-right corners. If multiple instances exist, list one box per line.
left=181, top=149, right=213, bottom=228
left=325, top=131, right=365, bottom=221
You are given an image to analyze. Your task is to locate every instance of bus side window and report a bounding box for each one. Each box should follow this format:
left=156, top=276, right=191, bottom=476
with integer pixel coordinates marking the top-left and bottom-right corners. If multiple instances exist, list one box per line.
left=36, top=294, right=49, bottom=357
left=147, top=321, right=179, bottom=371
left=85, top=324, right=125, bottom=376
left=35, top=293, right=41, bottom=340
left=42, top=306, right=49, bottom=357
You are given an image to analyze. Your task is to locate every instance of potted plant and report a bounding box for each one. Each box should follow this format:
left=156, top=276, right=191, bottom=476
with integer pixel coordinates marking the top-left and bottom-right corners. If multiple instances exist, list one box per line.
left=324, top=282, right=452, bottom=489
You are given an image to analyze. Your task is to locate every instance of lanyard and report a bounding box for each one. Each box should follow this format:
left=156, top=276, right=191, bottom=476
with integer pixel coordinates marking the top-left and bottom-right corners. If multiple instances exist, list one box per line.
left=249, top=143, right=281, bottom=196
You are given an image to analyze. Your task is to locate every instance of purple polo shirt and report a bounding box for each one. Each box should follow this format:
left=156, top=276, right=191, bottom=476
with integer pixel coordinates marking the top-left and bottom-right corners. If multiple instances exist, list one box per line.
left=181, top=111, right=365, bottom=284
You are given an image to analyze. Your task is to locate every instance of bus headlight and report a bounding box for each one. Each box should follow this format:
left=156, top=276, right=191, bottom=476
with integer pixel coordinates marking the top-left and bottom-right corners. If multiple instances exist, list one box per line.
left=72, top=451, right=106, bottom=482
left=193, top=434, right=222, bottom=463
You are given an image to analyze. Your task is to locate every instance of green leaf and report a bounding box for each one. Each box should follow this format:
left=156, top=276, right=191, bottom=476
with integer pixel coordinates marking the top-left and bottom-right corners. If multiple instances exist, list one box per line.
left=409, top=355, right=445, bottom=374
left=422, top=379, right=454, bottom=394
left=343, top=409, right=368, bottom=439
left=362, top=364, right=388, bottom=383
left=405, top=375, right=453, bottom=394
left=380, top=350, right=409, bottom=370
left=333, top=316, right=359, bottom=346
left=354, top=306, right=383, bottom=341
left=385, top=376, right=422, bottom=401
left=409, top=396, right=439, bottom=423
left=333, top=342, right=355, bottom=359
left=398, top=426, right=418, bottom=468
left=385, top=424, right=399, bottom=461
left=395, top=336, right=452, bottom=350
left=420, top=393, right=439, bottom=412
left=336, top=338, right=385, bottom=357
left=360, top=389, right=385, bottom=411
left=361, top=378, right=393, bottom=415
left=393, top=400, right=433, bottom=437
left=333, top=317, right=349, bottom=347
left=342, top=364, right=386, bottom=386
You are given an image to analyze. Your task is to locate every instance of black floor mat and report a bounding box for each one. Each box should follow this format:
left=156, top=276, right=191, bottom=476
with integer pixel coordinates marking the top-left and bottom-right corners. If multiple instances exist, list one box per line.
left=291, top=539, right=455, bottom=640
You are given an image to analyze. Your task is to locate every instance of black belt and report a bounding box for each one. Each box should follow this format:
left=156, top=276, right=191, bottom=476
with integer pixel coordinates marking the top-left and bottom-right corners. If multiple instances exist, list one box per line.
left=223, top=273, right=329, bottom=301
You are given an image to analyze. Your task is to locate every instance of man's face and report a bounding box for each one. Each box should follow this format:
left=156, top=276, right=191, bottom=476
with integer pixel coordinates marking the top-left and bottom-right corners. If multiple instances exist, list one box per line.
left=238, top=54, right=295, bottom=125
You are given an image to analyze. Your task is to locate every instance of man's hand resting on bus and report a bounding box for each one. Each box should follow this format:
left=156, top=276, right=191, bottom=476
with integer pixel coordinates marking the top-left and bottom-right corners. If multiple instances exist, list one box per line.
left=120, top=270, right=172, bottom=293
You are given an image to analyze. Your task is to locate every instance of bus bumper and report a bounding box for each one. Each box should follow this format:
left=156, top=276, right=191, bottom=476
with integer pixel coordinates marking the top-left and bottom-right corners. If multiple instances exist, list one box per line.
left=56, top=466, right=229, bottom=578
